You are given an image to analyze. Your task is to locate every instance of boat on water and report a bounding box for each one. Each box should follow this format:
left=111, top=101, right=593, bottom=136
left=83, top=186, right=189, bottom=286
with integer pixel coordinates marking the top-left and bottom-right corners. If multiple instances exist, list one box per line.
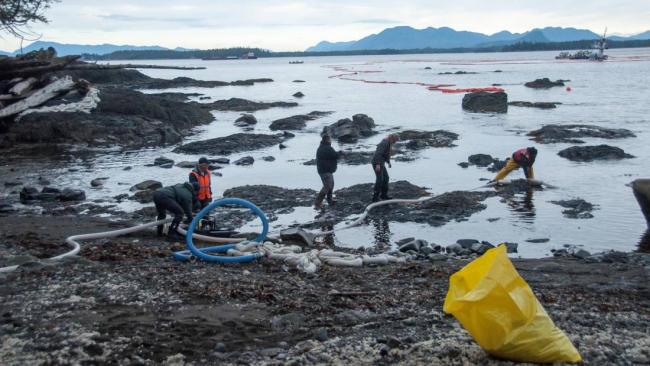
left=555, top=29, right=609, bottom=61
left=289, top=60, right=304, bottom=64
left=201, top=51, right=258, bottom=61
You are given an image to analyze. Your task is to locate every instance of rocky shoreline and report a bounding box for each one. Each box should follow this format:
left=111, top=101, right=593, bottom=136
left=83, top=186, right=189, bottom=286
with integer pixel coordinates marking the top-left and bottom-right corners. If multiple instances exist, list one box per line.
left=0, top=215, right=649, bottom=365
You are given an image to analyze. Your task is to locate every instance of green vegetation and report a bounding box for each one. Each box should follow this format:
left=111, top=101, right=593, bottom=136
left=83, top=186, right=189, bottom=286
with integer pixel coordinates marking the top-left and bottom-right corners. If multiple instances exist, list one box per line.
left=83, top=39, right=650, bottom=61
left=0, top=0, right=58, bottom=38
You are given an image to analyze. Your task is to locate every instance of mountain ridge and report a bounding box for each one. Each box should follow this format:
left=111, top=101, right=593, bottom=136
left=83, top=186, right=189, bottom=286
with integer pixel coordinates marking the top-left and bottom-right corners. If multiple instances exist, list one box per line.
left=306, top=26, right=650, bottom=52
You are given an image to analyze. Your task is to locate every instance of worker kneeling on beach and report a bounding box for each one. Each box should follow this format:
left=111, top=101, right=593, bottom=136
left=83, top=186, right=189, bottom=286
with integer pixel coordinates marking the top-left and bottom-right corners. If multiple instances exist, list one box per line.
left=153, top=182, right=200, bottom=239
left=189, top=157, right=212, bottom=209
left=493, top=147, right=538, bottom=183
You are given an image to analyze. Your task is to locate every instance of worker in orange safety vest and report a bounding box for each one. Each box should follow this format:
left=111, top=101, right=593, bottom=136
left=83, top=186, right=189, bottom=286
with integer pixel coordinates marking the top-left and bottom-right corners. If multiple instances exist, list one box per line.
left=189, top=157, right=212, bottom=209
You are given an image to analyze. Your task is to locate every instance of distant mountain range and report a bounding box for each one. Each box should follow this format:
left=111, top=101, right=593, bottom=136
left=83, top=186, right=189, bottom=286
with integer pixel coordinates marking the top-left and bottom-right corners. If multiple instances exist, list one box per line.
left=0, top=41, right=194, bottom=56
left=306, top=26, right=650, bottom=52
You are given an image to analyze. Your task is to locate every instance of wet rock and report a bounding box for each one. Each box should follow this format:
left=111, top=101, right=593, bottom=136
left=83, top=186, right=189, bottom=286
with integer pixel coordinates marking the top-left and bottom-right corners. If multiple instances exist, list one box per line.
left=462, top=91, right=508, bottom=113
left=467, top=154, right=493, bottom=167
left=558, top=145, right=634, bottom=162
left=293, top=92, right=305, bottom=98
left=282, top=131, right=295, bottom=138
left=399, top=239, right=425, bottom=252
left=233, top=156, right=254, bottom=166
left=211, top=158, right=230, bottom=165
left=0, top=203, right=16, bottom=213
left=196, top=98, right=298, bottom=112
left=148, top=92, right=202, bottom=102
left=269, top=111, right=332, bottom=131
left=262, top=156, right=275, bottom=162
left=20, top=187, right=40, bottom=202
left=215, top=342, right=226, bottom=353
left=223, top=185, right=315, bottom=213
left=396, top=130, right=458, bottom=149
left=271, top=313, right=306, bottom=331
left=38, top=177, right=51, bottom=185
left=59, top=188, right=86, bottom=201
left=524, top=78, right=565, bottom=89
left=386, top=337, right=402, bottom=349
left=551, top=199, right=596, bottom=219
left=322, top=114, right=376, bottom=143
left=424, top=67, right=432, bottom=70
left=457, top=239, right=479, bottom=249
left=528, top=124, right=635, bottom=144
left=123, top=166, right=132, bottom=171
left=280, top=228, right=316, bottom=246
left=130, top=180, right=162, bottom=192
left=174, top=133, right=284, bottom=155
left=175, top=161, right=196, bottom=168
left=504, top=242, right=518, bottom=253
left=333, top=309, right=376, bottom=325
left=337, top=151, right=375, bottom=165
left=439, top=71, right=477, bottom=75
left=526, top=238, right=550, bottom=243
left=90, top=178, right=108, bottom=187
left=458, top=162, right=469, bottom=168
left=429, top=253, right=448, bottom=261
left=113, top=194, right=129, bottom=202
left=279, top=143, right=287, bottom=149
left=293, top=80, right=305, bottom=83
left=37, top=192, right=60, bottom=201
left=488, top=159, right=507, bottom=172
left=234, top=114, right=257, bottom=127
left=632, top=179, right=650, bottom=226
left=3, top=180, right=22, bottom=187
left=154, top=157, right=174, bottom=168
left=573, top=249, right=591, bottom=259
left=508, top=101, right=561, bottom=109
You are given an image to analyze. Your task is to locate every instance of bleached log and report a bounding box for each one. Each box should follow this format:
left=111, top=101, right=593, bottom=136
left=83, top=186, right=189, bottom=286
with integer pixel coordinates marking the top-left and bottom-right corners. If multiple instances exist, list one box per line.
left=0, top=76, right=75, bottom=119
left=9, top=77, right=38, bottom=96
left=18, top=87, right=100, bottom=118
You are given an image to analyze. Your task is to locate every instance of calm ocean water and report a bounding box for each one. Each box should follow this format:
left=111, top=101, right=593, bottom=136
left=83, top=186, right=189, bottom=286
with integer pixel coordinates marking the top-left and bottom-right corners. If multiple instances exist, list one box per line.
left=48, top=49, right=650, bottom=257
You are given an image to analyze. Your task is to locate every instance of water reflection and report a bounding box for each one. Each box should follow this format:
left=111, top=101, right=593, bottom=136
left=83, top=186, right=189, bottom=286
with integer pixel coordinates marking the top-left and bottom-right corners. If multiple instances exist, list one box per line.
left=503, top=188, right=536, bottom=223
left=638, top=229, right=650, bottom=253
left=369, top=217, right=391, bottom=246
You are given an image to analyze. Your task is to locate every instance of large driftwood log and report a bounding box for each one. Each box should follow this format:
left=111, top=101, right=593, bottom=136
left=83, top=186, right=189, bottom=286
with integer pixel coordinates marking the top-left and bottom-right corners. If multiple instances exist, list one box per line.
left=9, top=77, right=38, bottom=96
left=19, top=87, right=100, bottom=118
left=0, top=56, right=81, bottom=79
left=0, top=76, right=75, bottom=119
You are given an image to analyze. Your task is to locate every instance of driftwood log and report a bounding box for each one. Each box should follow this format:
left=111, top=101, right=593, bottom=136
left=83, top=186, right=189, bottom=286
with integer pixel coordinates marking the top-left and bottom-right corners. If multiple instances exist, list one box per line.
left=0, top=76, right=76, bottom=119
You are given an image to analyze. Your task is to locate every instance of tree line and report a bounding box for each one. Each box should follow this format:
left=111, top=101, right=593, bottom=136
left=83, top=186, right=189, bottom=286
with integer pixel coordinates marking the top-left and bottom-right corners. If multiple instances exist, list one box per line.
left=82, top=39, right=650, bottom=60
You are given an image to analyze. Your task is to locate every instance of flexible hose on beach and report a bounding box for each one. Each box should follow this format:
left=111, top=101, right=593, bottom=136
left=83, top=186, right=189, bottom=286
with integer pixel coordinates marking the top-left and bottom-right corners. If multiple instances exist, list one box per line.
left=172, top=198, right=269, bottom=263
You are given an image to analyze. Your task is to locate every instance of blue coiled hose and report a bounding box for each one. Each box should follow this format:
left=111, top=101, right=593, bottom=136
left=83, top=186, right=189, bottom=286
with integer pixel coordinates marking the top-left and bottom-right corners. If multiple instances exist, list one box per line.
left=172, top=198, right=269, bottom=263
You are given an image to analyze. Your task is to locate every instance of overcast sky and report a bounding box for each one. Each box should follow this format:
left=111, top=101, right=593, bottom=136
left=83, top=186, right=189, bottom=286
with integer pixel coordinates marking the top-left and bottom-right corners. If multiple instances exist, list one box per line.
left=1, top=0, right=649, bottom=52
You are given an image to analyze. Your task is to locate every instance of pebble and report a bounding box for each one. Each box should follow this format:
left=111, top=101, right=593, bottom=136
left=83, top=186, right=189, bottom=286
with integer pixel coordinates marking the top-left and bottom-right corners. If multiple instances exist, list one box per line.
left=215, top=342, right=226, bottom=352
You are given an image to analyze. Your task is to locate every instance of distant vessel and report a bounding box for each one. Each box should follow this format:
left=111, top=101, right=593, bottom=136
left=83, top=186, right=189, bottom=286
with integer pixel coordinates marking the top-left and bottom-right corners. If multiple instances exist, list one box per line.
left=201, top=51, right=258, bottom=61
left=289, top=60, right=304, bottom=64
left=555, top=28, right=608, bottom=61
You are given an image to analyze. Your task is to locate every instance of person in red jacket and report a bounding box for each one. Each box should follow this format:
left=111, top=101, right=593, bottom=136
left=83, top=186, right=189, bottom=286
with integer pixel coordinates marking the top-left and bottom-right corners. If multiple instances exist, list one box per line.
left=493, top=147, right=538, bottom=182
left=189, top=157, right=212, bottom=209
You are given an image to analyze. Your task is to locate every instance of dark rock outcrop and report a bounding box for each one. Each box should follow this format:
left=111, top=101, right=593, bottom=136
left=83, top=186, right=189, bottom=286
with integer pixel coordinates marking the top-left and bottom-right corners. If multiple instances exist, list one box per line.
left=153, top=157, right=174, bottom=168
left=528, top=124, right=635, bottom=144
left=223, top=185, right=316, bottom=213
left=4, top=88, right=214, bottom=148
left=558, top=145, right=634, bottom=162
left=322, top=114, right=376, bottom=143
left=130, top=180, right=162, bottom=192
left=59, top=68, right=273, bottom=89
left=508, top=101, right=561, bottom=109
left=524, top=78, right=565, bottom=89
left=396, top=130, right=458, bottom=149
left=462, top=92, right=507, bottom=113
left=551, top=199, right=596, bottom=219
left=632, top=179, right=650, bottom=226
left=233, top=156, right=255, bottom=166
left=269, top=111, right=332, bottom=131
left=174, top=133, right=284, bottom=155
left=293, top=92, right=305, bottom=98
left=467, top=154, right=494, bottom=167
left=439, top=71, right=477, bottom=75
left=234, top=114, right=257, bottom=127
left=195, top=98, right=298, bottom=112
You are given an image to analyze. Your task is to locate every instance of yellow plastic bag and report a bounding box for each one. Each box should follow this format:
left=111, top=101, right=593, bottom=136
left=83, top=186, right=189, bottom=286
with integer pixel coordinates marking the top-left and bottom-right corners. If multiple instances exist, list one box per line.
left=443, top=245, right=582, bottom=363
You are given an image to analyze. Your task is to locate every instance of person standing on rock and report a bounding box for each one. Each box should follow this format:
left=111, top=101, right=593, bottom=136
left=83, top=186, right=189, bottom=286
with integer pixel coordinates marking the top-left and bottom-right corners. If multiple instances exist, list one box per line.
left=372, top=134, right=399, bottom=202
left=315, top=135, right=339, bottom=209
left=189, top=157, right=212, bottom=209
left=153, top=182, right=200, bottom=239
left=493, top=147, right=538, bottom=183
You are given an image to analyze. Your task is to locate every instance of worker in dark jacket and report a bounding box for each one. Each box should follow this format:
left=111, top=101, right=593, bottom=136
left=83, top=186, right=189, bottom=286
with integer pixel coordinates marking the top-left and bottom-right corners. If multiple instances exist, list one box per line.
left=153, top=182, right=200, bottom=238
left=493, top=147, right=538, bottom=182
left=189, top=157, right=212, bottom=209
left=372, top=134, right=399, bottom=202
left=315, top=135, right=339, bottom=209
